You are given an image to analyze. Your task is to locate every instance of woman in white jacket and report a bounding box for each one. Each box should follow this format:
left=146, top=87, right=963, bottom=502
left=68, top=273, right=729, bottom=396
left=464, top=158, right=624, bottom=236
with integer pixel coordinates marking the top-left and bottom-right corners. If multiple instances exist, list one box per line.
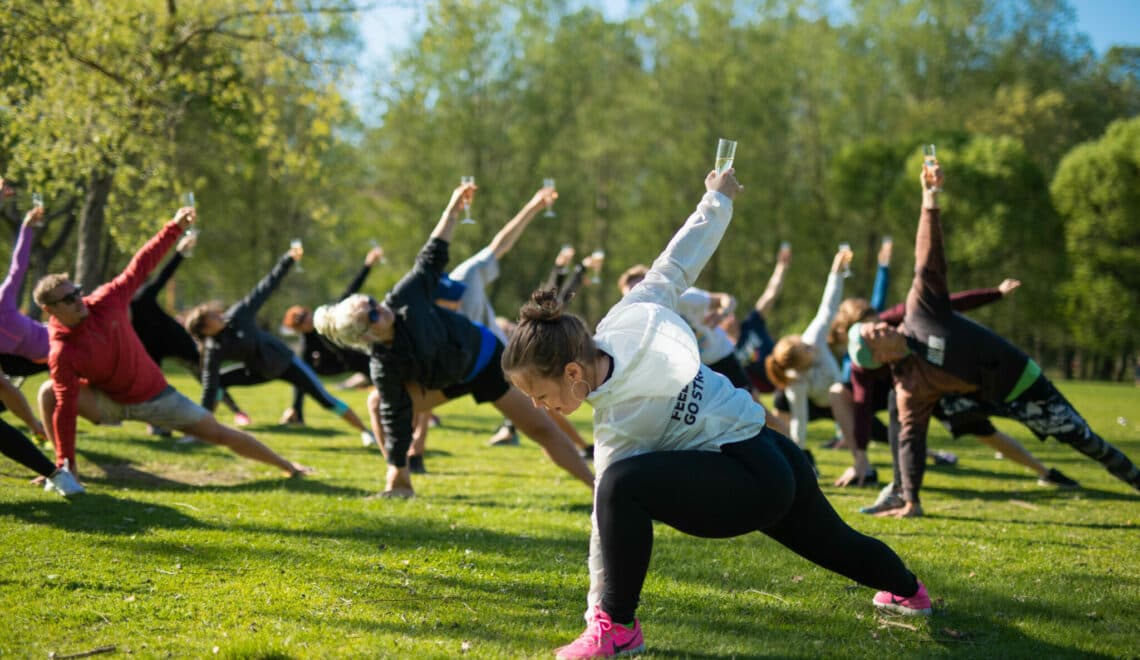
left=502, top=169, right=932, bottom=660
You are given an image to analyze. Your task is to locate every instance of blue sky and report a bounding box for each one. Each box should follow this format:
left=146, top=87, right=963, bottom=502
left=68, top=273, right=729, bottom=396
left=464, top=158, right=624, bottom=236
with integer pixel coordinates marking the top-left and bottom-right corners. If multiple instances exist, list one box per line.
left=355, top=0, right=1139, bottom=70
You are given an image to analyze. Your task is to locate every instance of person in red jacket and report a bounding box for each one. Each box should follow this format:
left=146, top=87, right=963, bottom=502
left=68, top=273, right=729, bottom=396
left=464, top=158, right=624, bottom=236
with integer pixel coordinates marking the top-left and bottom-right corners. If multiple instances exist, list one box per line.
left=33, top=206, right=310, bottom=481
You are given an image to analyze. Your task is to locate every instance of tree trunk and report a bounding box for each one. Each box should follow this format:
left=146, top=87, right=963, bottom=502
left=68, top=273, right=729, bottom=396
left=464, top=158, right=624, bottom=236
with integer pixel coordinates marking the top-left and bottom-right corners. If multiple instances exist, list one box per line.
left=76, top=165, right=115, bottom=288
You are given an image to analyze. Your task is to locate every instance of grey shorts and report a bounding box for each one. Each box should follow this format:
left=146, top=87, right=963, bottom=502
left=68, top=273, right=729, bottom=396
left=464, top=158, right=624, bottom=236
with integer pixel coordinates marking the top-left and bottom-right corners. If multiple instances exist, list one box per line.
left=92, top=386, right=209, bottom=430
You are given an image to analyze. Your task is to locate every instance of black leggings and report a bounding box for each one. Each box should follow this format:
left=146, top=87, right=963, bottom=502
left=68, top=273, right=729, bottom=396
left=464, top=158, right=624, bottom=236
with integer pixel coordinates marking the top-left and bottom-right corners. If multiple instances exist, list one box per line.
left=219, top=357, right=347, bottom=414
left=1, top=417, right=56, bottom=478
left=596, top=427, right=918, bottom=623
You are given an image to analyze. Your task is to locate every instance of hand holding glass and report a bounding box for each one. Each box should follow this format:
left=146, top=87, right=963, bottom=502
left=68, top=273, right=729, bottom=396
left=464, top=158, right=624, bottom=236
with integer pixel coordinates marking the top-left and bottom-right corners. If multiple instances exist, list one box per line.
left=716, top=139, right=737, bottom=174
left=923, top=145, right=941, bottom=192
left=182, top=228, right=199, bottom=258
left=460, top=176, right=476, bottom=224
left=543, top=178, right=556, bottom=218
left=589, top=249, right=605, bottom=285
left=838, top=242, right=852, bottom=278
left=291, top=239, right=305, bottom=272
left=369, top=239, right=388, bottom=265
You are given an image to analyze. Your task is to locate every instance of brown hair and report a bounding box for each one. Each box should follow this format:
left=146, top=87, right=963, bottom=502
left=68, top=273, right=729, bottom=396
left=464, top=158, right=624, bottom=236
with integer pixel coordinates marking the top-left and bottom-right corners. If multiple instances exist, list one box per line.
left=618, top=264, right=649, bottom=293
left=283, top=305, right=311, bottom=330
left=33, top=273, right=71, bottom=306
left=184, top=301, right=225, bottom=339
left=764, top=335, right=815, bottom=390
left=501, top=288, right=596, bottom=381
left=828, top=298, right=876, bottom=354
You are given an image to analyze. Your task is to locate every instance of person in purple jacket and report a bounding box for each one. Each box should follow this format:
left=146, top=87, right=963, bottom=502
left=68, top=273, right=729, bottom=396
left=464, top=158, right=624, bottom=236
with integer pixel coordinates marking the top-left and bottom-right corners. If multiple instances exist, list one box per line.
left=1, top=200, right=50, bottom=378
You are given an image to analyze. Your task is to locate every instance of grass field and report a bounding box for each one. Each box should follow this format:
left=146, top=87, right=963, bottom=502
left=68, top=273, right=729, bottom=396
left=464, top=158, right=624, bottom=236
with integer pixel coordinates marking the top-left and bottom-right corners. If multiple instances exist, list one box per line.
left=1, top=375, right=1138, bottom=659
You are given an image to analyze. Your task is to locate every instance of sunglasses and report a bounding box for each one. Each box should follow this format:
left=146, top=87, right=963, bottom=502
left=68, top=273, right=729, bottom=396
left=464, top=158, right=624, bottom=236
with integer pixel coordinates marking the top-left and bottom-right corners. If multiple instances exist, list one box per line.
left=49, top=287, right=83, bottom=306
left=367, top=297, right=381, bottom=323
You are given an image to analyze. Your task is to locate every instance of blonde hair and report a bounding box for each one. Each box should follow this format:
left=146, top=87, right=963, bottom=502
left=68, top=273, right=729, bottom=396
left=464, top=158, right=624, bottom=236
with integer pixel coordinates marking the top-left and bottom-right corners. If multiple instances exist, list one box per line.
left=313, top=294, right=374, bottom=352
left=764, top=335, right=815, bottom=390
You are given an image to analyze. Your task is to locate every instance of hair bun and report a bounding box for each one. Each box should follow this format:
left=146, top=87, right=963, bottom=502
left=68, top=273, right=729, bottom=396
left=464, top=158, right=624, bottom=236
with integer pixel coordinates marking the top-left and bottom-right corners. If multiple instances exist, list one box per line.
left=520, top=288, right=563, bottom=323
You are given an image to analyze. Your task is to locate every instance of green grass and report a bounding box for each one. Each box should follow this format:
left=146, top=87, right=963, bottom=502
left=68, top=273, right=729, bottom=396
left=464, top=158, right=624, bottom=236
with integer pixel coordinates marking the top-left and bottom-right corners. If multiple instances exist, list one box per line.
left=2, top=375, right=1138, bottom=658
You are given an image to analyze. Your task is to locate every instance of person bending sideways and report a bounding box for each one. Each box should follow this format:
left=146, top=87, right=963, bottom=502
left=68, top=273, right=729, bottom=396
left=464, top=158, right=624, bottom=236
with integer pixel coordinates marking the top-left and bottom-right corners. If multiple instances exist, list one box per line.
left=313, top=181, right=593, bottom=498
left=502, top=168, right=932, bottom=660
left=35, top=207, right=310, bottom=481
left=1, top=203, right=51, bottom=380
left=185, top=243, right=375, bottom=447
left=848, top=162, right=1140, bottom=518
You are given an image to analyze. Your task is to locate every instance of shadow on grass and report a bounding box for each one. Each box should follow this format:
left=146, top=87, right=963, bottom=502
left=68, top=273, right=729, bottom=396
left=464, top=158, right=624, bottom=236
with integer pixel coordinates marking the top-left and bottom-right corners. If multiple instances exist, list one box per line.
left=1, top=493, right=206, bottom=535
left=923, top=483, right=1138, bottom=504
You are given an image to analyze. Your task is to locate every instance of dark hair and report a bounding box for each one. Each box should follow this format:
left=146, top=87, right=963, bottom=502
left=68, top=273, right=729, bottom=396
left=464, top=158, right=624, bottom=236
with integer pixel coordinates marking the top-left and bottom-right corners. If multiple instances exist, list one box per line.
left=501, top=288, right=596, bottom=380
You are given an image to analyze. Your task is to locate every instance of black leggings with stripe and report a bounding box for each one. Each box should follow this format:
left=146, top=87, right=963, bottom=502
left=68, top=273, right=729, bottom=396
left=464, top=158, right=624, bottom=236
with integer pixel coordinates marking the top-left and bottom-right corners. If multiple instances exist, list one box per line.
left=596, top=427, right=919, bottom=623
left=1, top=417, right=55, bottom=478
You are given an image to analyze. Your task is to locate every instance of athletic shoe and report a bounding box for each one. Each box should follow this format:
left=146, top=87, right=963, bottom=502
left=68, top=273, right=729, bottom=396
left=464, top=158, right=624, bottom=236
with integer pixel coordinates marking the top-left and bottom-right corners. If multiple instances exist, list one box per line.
left=408, top=455, right=427, bottom=474
left=361, top=430, right=378, bottom=448
left=487, top=425, right=519, bottom=446
left=873, top=580, right=933, bottom=616
left=44, top=462, right=85, bottom=498
left=860, top=482, right=904, bottom=514
left=555, top=608, right=645, bottom=659
left=931, top=450, right=958, bottom=466
left=580, top=444, right=595, bottom=461
left=1038, top=468, right=1080, bottom=489
left=428, top=414, right=442, bottom=428
left=821, top=436, right=842, bottom=450
left=234, top=412, right=252, bottom=427
left=148, top=425, right=172, bottom=437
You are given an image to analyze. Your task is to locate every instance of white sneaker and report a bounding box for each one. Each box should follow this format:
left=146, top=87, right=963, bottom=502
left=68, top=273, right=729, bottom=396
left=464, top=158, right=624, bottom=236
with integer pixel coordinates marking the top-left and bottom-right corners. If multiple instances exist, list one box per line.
left=44, top=462, right=86, bottom=497
left=361, top=430, right=378, bottom=448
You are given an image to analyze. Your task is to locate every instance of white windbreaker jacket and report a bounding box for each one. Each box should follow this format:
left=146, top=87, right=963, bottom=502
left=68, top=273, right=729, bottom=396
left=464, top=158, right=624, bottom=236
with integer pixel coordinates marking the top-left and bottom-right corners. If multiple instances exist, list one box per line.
left=583, top=190, right=767, bottom=612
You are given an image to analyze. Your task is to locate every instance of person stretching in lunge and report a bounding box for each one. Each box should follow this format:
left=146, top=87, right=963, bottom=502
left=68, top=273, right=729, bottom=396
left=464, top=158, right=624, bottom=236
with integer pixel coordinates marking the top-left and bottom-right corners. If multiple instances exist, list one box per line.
left=35, top=206, right=310, bottom=480
left=502, top=167, right=932, bottom=659
left=849, top=159, right=1140, bottom=518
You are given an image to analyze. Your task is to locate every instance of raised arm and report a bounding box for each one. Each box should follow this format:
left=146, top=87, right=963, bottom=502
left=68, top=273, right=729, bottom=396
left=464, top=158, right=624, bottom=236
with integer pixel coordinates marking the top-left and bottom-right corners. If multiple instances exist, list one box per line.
left=234, top=250, right=296, bottom=317
left=134, top=250, right=185, bottom=304
left=487, top=186, right=555, bottom=260
left=880, top=284, right=1009, bottom=325
left=801, top=248, right=851, bottom=347
left=618, top=169, right=741, bottom=312
left=754, top=244, right=790, bottom=315
left=429, top=181, right=476, bottom=244
left=870, top=238, right=892, bottom=312
left=1, top=208, right=45, bottom=313
left=102, top=208, right=192, bottom=308
left=338, top=249, right=380, bottom=301
left=905, top=166, right=948, bottom=318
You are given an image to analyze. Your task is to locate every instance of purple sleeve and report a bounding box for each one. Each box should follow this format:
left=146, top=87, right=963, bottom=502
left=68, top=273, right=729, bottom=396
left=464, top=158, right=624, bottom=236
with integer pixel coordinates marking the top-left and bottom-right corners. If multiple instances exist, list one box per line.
left=1, top=222, right=35, bottom=314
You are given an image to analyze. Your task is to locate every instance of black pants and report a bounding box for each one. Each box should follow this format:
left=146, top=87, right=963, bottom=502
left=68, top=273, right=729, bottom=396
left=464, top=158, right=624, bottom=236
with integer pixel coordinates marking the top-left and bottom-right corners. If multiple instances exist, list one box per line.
left=220, top=358, right=345, bottom=413
left=708, top=354, right=752, bottom=391
left=596, top=427, right=919, bottom=623
left=0, top=417, right=56, bottom=478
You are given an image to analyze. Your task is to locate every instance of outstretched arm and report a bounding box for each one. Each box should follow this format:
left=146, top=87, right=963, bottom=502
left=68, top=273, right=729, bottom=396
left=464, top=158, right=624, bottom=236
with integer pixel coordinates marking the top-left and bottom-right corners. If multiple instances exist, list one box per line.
left=103, top=208, right=193, bottom=308
left=339, top=249, right=381, bottom=301
left=619, top=169, right=742, bottom=312
left=1, top=208, right=44, bottom=313
left=429, top=181, right=476, bottom=244
left=870, top=238, right=893, bottom=312
left=487, top=186, right=555, bottom=261
left=236, top=248, right=297, bottom=316
left=802, top=248, right=851, bottom=347
left=754, top=245, right=791, bottom=315
left=906, top=165, right=948, bottom=318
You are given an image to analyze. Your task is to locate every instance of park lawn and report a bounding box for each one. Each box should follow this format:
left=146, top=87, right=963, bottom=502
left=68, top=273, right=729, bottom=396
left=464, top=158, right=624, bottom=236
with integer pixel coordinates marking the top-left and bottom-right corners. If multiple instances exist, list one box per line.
left=1, top=375, right=1137, bottom=659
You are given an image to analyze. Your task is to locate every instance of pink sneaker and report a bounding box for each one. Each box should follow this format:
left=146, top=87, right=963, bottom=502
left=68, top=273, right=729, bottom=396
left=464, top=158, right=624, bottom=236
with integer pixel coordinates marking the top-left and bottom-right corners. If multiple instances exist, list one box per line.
left=234, top=412, right=252, bottom=427
left=555, top=608, right=644, bottom=659
left=873, top=580, right=933, bottom=616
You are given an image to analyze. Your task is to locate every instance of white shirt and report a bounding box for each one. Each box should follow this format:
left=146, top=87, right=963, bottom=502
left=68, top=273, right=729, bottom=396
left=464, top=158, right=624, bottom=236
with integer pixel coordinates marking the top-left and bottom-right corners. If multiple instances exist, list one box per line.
left=583, top=190, right=766, bottom=612
left=448, top=246, right=508, bottom=343
left=784, top=272, right=844, bottom=447
left=677, top=287, right=737, bottom=364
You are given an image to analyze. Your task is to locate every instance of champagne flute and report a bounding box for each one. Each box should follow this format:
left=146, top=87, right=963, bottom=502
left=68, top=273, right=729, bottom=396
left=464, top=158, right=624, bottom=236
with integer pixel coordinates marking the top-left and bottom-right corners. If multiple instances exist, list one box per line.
left=716, top=138, right=737, bottom=174
left=181, top=191, right=196, bottom=209
left=589, top=249, right=605, bottom=285
left=369, top=239, right=388, bottom=265
left=923, top=144, right=941, bottom=192
left=291, top=238, right=305, bottom=272
left=460, top=176, right=476, bottom=225
left=838, top=242, right=852, bottom=279
left=183, top=228, right=199, bottom=258
left=31, top=192, right=45, bottom=209
left=543, top=178, right=556, bottom=218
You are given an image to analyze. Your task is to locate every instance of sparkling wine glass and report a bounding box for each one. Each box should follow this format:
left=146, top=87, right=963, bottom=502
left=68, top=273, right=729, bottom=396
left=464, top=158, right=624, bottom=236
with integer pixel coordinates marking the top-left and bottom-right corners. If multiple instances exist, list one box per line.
left=923, top=144, right=941, bottom=192
left=716, top=139, right=737, bottom=174
left=838, top=242, right=852, bottom=279
left=183, top=228, right=199, bottom=258
left=543, top=178, right=556, bottom=218
left=589, top=249, right=605, bottom=285
left=291, top=238, right=305, bottom=272
left=31, top=192, right=44, bottom=209
left=370, top=239, right=388, bottom=264
left=181, top=192, right=196, bottom=209
left=460, top=176, right=476, bottom=225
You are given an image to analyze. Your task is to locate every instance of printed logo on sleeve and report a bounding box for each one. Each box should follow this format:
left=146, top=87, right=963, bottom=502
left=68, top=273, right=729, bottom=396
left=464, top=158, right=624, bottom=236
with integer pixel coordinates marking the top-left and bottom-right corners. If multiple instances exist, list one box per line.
left=671, top=368, right=705, bottom=425
left=927, top=335, right=945, bottom=366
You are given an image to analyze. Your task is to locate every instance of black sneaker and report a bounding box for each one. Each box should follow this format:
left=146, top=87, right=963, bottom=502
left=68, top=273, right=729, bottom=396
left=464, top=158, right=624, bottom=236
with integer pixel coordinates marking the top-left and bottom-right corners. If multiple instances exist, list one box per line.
left=408, top=455, right=427, bottom=474
left=1038, top=468, right=1079, bottom=488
